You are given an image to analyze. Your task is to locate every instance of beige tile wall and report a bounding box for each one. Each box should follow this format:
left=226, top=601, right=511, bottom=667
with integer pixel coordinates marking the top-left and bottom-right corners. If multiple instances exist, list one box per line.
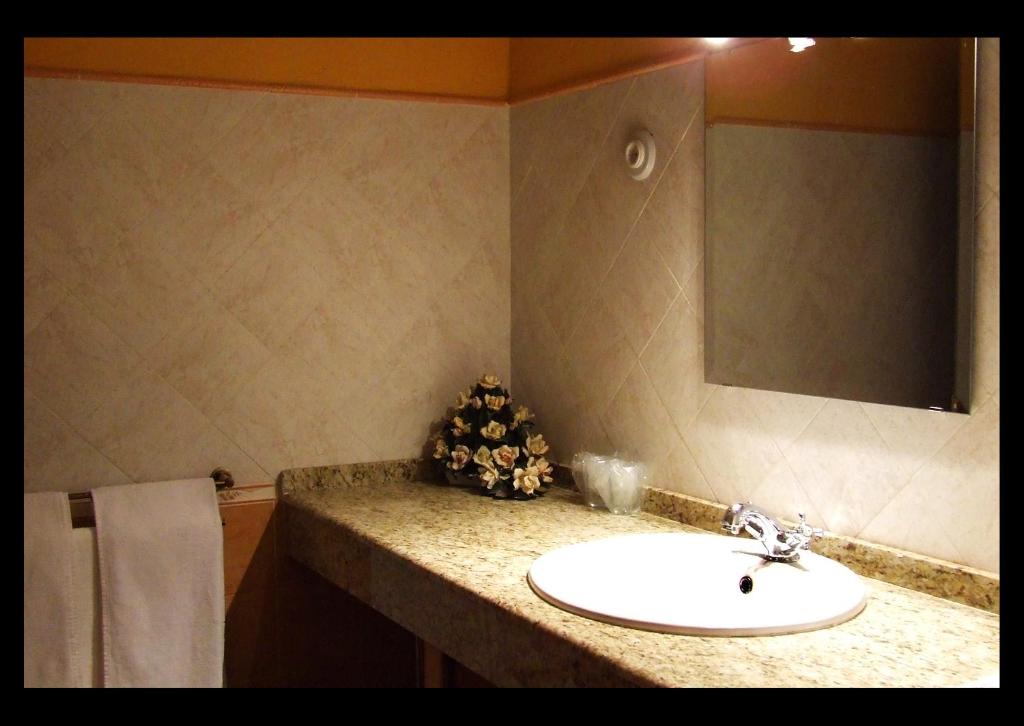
left=24, top=78, right=510, bottom=491
left=510, top=39, right=999, bottom=572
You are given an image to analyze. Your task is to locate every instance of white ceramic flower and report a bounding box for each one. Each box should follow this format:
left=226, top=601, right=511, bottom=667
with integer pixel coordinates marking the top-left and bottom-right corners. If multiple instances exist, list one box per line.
left=470, top=396, right=483, bottom=409
left=481, top=420, right=507, bottom=441
left=452, top=416, right=471, bottom=437
left=492, top=445, right=520, bottom=470
left=479, top=374, right=502, bottom=389
left=432, top=438, right=449, bottom=459
left=473, top=445, right=492, bottom=466
left=484, top=394, right=506, bottom=411
left=532, top=456, right=554, bottom=483
left=477, top=460, right=504, bottom=489
left=513, top=464, right=541, bottom=495
left=512, top=405, right=534, bottom=428
left=455, top=388, right=472, bottom=408
left=449, top=445, right=471, bottom=471
left=526, top=433, right=549, bottom=456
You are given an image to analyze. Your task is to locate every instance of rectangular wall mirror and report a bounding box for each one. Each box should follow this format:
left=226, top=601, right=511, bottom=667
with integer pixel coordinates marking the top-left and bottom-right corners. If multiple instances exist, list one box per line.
left=705, top=37, right=975, bottom=412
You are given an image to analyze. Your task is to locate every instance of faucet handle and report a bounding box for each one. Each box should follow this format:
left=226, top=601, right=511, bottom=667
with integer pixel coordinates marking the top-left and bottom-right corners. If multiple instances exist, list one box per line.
left=790, top=512, right=824, bottom=548
left=798, top=512, right=825, bottom=536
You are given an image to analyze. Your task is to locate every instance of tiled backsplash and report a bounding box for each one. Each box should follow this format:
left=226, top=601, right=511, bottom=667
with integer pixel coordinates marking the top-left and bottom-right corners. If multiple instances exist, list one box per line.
left=24, top=79, right=510, bottom=491
left=510, top=39, right=998, bottom=572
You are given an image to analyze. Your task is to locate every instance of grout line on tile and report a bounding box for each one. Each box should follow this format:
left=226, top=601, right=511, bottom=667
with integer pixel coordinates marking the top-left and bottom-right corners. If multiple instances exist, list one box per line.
left=775, top=450, right=827, bottom=530
left=683, top=378, right=720, bottom=435
left=592, top=77, right=639, bottom=172
left=35, top=286, right=152, bottom=419
left=775, top=398, right=843, bottom=531
left=644, top=290, right=713, bottom=435
left=510, top=97, right=570, bottom=205
left=510, top=162, right=534, bottom=212
left=541, top=79, right=637, bottom=345
left=635, top=350, right=685, bottom=444
left=175, top=168, right=276, bottom=284
left=777, top=397, right=830, bottom=457
left=857, top=401, right=892, bottom=452
left=141, top=351, right=274, bottom=482
left=25, top=385, right=136, bottom=487
left=620, top=104, right=699, bottom=241
left=975, top=189, right=999, bottom=220
left=651, top=226, right=686, bottom=291
left=635, top=287, right=683, bottom=362
left=679, top=423, right=720, bottom=504
left=567, top=78, right=638, bottom=219
left=597, top=355, right=641, bottom=437
left=528, top=78, right=638, bottom=273
left=856, top=400, right=972, bottom=504
left=50, top=79, right=118, bottom=150
left=203, top=418, right=275, bottom=482
left=590, top=103, right=700, bottom=295
left=862, top=394, right=987, bottom=540
left=562, top=98, right=697, bottom=347
left=22, top=286, right=67, bottom=343
left=855, top=492, right=906, bottom=548
left=677, top=258, right=702, bottom=316
left=856, top=487, right=967, bottom=567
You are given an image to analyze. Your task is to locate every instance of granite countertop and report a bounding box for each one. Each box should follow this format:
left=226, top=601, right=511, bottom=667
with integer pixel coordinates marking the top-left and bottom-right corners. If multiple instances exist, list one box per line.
left=279, top=463, right=1000, bottom=688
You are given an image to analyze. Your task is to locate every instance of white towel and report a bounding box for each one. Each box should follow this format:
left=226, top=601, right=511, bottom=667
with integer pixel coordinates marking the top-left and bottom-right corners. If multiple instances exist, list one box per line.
left=70, top=527, right=103, bottom=687
left=24, top=492, right=79, bottom=687
left=93, top=479, right=224, bottom=688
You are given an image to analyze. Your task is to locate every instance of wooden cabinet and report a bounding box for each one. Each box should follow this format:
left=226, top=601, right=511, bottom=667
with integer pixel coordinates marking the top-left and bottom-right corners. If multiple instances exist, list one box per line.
left=222, top=499, right=279, bottom=687
left=417, top=641, right=493, bottom=688
left=222, top=492, right=488, bottom=687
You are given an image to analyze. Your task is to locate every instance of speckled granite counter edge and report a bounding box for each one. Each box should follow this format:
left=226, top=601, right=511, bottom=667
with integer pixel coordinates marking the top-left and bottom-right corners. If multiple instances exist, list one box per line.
left=281, top=459, right=998, bottom=614
left=278, top=457, right=439, bottom=493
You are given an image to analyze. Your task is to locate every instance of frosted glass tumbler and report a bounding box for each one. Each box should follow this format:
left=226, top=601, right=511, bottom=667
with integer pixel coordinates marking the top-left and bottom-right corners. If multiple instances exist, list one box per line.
left=606, top=460, right=644, bottom=514
left=583, top=455, right=613, bottom=510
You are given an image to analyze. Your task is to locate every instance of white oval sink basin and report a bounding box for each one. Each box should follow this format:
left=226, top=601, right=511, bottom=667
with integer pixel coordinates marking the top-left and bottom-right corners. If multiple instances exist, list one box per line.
left=528, top=532, right=867, bottom=636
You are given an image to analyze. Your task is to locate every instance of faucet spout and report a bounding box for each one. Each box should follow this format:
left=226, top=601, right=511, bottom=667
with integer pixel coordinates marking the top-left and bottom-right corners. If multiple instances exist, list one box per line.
left=721, top=502, right=823, bottom=562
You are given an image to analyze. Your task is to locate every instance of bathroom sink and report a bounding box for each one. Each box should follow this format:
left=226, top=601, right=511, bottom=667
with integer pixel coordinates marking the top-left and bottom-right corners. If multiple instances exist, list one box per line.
left=528, top=532, right=867, bottom=636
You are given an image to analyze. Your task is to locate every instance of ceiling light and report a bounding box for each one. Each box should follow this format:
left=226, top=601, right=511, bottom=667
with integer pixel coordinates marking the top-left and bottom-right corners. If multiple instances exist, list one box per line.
left=788, top=37, right=816, bottom=53
left=704, top=38, right=731, bottom=46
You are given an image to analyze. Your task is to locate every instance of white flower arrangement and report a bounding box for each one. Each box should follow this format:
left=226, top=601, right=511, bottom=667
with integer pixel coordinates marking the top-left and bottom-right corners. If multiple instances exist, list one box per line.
left=433, top=374, right=552, bottom=500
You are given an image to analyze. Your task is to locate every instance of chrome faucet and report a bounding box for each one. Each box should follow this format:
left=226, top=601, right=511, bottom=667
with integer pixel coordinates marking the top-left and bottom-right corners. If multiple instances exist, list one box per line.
left=721, top=502, right=823, bottom=562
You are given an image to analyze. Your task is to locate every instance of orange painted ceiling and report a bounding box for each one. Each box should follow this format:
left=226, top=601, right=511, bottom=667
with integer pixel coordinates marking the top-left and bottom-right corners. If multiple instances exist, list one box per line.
left=24, top=37, right=973, bottom=121
left=25, top=37, right=754, bottom=104
left=24, top=38, right=512, bottom=103
left=511, top=37, right=706, bottom=101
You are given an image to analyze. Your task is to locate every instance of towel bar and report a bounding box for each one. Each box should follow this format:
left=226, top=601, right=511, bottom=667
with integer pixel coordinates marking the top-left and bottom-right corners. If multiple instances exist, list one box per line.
left=67, top=468, right=234, bottom=528
left=67, top=468, right=234, bottom=502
